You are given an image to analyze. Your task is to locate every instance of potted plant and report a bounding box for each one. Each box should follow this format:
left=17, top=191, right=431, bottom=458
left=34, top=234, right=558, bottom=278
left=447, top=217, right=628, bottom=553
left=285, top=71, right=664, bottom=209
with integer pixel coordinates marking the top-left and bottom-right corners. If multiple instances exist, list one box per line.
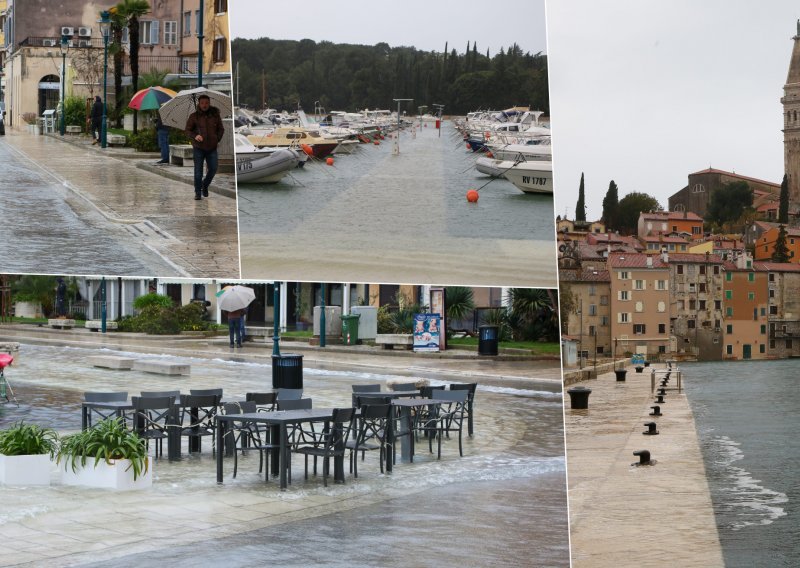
left=57, top=418, right=151, bottom=490
left=0, top=422, right=58, bottom=485
left=22, top=112, right=37, bottom=134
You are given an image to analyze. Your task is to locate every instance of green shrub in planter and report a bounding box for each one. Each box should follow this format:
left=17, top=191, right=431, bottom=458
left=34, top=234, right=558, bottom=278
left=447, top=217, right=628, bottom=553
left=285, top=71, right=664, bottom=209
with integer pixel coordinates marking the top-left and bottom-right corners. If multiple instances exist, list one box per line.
left=133, top=293, right=173, bottom=310
left=57, top=418, right=148, bottom=480
left=129, top=128, right=160, bottom=152
left=0, top=422, right=58, bottom=456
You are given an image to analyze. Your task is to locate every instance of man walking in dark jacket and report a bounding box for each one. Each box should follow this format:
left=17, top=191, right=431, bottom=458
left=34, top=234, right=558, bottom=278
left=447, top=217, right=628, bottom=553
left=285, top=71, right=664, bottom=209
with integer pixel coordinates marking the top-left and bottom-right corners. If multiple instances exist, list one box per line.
left=90, top=96, right=103, bottom=145
left=184, top=94, right=225, bottom=200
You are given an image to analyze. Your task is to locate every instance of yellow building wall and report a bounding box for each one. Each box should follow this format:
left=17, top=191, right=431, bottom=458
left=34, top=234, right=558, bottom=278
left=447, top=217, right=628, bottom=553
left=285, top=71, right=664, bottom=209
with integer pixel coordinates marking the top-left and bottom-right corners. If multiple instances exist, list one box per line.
left=203, top=3, right=230, bottom=74
left=689, top=241, right=714, bottom=254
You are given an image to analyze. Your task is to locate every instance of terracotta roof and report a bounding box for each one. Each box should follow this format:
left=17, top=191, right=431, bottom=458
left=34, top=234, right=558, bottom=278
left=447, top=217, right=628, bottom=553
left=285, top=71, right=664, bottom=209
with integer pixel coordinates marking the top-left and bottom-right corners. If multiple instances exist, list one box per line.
left=558, top=269, right=611, bottom=282
left=688, top=168, right=780, bottom=188
left=641, top=235, right=691, bottom=243
left=753, top=262, right=800, bottom=272
left=608, top=253, right=669, bottom=269
left=666, top=253, right=725, bottom=264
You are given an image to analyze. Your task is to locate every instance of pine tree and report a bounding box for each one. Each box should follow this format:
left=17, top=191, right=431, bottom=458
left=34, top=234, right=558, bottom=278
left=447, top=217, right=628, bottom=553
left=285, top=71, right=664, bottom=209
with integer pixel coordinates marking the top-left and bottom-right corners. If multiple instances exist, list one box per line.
left=779, top=173, right=789, bottom=224
left=602, top=180, right=619, bottom=230
left=575, top=173, right=587, bottom=222
left=772, top=224, right=791, bottom=262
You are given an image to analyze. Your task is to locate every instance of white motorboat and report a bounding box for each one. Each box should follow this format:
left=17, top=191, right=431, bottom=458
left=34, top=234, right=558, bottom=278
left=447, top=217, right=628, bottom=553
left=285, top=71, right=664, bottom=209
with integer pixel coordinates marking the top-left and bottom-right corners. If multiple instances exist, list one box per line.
left=501, top=161, right=553, bottom=194
left=487, top=140, right=552, bottom=162
left=235, top=134, right=300, bottom=184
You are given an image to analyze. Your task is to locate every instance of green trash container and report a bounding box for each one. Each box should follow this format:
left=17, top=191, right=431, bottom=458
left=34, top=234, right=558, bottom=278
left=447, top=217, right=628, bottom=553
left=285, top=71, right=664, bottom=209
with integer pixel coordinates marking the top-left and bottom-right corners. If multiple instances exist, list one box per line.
left=341, top=314, right=361, bottom=345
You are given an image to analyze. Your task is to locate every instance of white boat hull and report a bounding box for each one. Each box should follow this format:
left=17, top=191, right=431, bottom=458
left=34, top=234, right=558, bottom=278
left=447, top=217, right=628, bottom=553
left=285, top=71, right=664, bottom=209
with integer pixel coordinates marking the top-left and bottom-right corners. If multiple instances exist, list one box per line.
left=502, top=162, right=554, bottom=194
left=236, top=148, right=299, bottom=184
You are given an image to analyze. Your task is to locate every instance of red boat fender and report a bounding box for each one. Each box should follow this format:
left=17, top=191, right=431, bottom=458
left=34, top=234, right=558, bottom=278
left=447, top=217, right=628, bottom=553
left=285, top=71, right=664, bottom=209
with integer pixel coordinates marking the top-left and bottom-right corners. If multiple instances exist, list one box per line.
left=0, top=353, right=13, bottom=369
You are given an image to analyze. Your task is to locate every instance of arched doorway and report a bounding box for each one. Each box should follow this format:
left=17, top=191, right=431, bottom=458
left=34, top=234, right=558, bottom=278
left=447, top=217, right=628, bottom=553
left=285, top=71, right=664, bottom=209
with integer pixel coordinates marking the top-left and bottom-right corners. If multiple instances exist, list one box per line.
left=38, top=75, right=60, bottom=116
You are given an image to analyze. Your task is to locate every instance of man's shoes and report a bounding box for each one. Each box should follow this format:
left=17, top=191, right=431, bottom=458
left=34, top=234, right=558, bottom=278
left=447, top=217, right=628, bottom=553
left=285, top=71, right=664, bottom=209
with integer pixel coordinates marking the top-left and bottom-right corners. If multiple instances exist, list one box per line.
left=202, top=188, right=209, bottom=197
left=91, top=140, right=98, bottom=145
left=236, top=343, right=243, bottom=348
left=155, top=159, right=168, bottom=165
left=229, top=343, right=234, bottom=348
left=194, top=194, right=202, bottom=200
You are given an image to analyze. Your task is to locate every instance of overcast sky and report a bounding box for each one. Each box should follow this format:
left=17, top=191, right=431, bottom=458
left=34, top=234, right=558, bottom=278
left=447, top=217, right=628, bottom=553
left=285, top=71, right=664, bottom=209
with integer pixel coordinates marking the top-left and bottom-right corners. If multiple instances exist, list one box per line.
left=548, top=0, right=799, bottom=220
left=230, top=0, right=547, bottom=56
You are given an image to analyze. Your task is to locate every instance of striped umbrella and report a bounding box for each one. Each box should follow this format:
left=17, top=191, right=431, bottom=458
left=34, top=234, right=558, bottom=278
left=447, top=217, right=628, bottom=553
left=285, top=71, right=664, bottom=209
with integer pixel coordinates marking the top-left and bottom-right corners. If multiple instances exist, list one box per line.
left=128, top=86, right=178, bottom=111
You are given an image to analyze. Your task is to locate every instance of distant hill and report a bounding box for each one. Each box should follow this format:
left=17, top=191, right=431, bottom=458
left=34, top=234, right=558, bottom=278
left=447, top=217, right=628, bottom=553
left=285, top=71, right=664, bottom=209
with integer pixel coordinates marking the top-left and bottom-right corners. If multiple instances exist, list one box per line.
left=231, top=37, right=548, bottom=115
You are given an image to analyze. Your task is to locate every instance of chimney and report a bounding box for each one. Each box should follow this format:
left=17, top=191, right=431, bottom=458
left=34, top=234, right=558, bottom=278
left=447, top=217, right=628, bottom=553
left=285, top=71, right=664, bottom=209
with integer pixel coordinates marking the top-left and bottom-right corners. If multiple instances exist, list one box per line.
left=661, top=250, right=669, bottom=263
left=646, top=256, right=653, bottom=267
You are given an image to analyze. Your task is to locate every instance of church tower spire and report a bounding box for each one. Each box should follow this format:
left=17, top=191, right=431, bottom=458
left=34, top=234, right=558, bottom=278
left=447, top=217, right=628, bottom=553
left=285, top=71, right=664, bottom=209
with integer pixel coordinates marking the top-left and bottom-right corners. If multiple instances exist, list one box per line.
left=782, top=20, right=800, bottom=209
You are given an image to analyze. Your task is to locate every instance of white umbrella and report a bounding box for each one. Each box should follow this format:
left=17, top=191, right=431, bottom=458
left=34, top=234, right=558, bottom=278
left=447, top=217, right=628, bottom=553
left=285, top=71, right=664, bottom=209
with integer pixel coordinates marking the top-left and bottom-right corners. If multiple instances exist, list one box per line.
left=216, top=285, right=256, bottom=312
left=158, top=87, right=234, bottom=158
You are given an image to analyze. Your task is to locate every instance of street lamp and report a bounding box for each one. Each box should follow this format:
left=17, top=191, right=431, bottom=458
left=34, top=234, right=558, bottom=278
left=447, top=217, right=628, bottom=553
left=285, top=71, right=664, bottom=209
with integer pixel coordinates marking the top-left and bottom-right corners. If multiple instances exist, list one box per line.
left=98, top=10, right=111, bottom=148
left=59, top=34, right=69, bottom=136
left=272, top=282, right=281, bottom=356
left=197, top=0, right=205, bottom=87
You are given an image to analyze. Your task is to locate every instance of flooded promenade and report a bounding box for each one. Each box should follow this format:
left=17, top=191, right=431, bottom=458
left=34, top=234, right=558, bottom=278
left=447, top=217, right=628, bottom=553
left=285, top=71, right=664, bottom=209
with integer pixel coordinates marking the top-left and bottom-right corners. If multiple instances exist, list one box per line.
left=0, top=329, right=568, bottom=567
left=238, top=122, right=557, bottom=287
left=565, top=365, right=724, bottom=567
left=0, top=133, right=239, bottom=277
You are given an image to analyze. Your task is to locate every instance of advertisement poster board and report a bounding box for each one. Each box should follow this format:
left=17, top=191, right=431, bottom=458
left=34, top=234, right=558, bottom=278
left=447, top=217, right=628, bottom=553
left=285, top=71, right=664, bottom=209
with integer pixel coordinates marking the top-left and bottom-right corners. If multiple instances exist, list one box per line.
left=429, top=287, right=446, bottom=351
left=413, top=313, right=441, bottom=352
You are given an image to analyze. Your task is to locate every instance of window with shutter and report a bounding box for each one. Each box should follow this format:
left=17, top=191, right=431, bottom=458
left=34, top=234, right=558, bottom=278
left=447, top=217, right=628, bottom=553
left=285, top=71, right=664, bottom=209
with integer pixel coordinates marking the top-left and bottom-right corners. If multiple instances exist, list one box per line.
left=151, top=20, right=160, bottom=44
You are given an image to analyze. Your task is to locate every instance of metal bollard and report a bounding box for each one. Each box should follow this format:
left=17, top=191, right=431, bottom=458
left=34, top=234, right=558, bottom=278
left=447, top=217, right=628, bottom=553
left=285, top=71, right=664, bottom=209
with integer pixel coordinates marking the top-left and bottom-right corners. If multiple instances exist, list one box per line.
left=643, top=422, right=659, bottom=435
left=657, top=387, right=666, bottom=395
left=654, top=394, right=665, bottom=403
left=650, top=405, right=662, bottom=416
left=633, top=450, right=652, bottom=465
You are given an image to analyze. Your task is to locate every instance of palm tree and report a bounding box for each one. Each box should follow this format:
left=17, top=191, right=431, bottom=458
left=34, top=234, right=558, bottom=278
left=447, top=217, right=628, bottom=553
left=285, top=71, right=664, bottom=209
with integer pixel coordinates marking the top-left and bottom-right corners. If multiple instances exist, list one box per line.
left=116, top=0, right=151, bottom=134
left=506, top=288, right=558, bottom=342
left=444, top=287, right=475, bottom=335
left=108, top=8, right=126, bottom=127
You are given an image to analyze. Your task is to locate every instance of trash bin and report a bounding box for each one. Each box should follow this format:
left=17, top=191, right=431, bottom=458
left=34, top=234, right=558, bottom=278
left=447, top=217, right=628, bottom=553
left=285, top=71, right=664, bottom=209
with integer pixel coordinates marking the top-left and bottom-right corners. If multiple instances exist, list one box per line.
left=614, top=369, right=627, bottom=382
left=272, top=353, right=303, bottom=389
left=478, top=325, right=499, bottom=356
left=341, top=314, right=361, bottom=346
left=567, top=386, right=592, bottom=409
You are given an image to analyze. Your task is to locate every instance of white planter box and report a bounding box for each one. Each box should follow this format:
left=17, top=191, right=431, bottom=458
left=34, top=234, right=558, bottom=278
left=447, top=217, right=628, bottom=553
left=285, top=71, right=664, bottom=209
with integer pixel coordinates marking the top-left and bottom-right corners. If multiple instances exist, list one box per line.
left=14, top=301, right=42, bottom=318
left=61, top=457, right=152, bottom=490
left=0, top=454, right=53, bottom=486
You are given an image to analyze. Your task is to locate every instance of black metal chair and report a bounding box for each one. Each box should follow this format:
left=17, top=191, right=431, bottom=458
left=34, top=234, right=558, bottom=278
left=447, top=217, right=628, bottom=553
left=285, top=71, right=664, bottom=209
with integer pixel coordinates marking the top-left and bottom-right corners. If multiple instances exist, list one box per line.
left=276, top=388, right=303, bottom=401
left=140, top=390, right=181, bottom=398
left=223, top=401, right=280, bottom=481
left=392, top=382, right=417, bottom=391
left=293, top=407, right=355, bottom=487
left=179, top=393, right=221, bottom=454
left=346, top=404, right=393, bottom=477
left=131, top=395, right=175, bottom=458
left=83, top=391, right=128, bottom=428
left=246, top=391, right=277, bottom=411
left=351, top=384, right=381, bottom=392
left=449, top=383, right=478, bottom=437
left=429, top=390, right=469, bottom=458
left=190, top=388, right=223, bottom=398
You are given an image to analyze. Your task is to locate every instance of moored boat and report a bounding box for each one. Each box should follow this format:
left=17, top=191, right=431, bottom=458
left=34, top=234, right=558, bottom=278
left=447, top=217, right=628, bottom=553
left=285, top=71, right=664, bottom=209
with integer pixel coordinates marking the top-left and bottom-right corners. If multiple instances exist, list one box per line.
left=501, top=161, right=553, bottom=194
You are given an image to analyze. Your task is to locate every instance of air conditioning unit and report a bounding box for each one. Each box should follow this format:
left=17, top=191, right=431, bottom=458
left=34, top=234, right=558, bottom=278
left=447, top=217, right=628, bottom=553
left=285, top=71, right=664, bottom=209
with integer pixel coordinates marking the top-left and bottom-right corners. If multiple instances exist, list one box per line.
left=78, top=27, right=91, bottom=37
left=42, top=39, right=57, bottom=47
left=77, top=40, right=91, bottom=48
left=61, top=26, right=74, bottom=36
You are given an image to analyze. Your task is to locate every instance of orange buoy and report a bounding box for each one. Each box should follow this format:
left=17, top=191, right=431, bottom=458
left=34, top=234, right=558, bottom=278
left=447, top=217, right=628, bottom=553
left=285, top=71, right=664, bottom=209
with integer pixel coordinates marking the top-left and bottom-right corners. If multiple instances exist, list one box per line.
left=486, top=151, right=494, bottom=158
left=326, top=157, right=334, bottom=166
left=466, top=189, right=479, bottom=203
left=466, top=142, right=471, bottom=150
left=373, top=140, right=380, bottom=145
left=300, top=144, right=314, bottom=157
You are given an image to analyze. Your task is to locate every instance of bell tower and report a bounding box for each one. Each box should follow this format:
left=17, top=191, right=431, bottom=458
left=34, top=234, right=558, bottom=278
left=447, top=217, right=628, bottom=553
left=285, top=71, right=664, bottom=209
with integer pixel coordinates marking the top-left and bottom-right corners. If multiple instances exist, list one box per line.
left=782, top=20, right=800, bottom=208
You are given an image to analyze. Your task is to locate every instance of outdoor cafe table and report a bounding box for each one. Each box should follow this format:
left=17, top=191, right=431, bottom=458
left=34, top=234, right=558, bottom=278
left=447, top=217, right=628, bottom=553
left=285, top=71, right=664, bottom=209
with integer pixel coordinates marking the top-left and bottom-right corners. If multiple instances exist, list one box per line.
left=215, top=409, right=345, bottom=490
left=388, top=398, right=442, bottom=470
left=81, top=398, right=220, bottom=460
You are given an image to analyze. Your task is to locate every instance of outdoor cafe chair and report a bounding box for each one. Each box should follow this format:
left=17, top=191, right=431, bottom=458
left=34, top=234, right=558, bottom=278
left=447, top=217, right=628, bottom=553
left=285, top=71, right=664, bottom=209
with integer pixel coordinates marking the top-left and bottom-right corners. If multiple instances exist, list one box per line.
left=414, top=385, right=446, bottom=440
left=246, top=391, right=277, bottom=411
left=276, top=388, right=303, bottom=401
left=131, top=395, right=176, bottom=459
left=223, top=401, right=280, bottom=481
left=346, top=404, right=393, bottom=477
left=392, top=382, right=418, bottom=391
left=179, top=393, right=221, bottom=454
left=140, top=390, right=181, bottom=398
left=83, top=391, right=128, bottom=428
left=449, top=383, right=478, bottom=437
left=190, top=388, right=223, bottom=398
left=351, top=384, right=381, bottom=392
left=277, top=398, right=319, bottom=452
left=293, top=407, right=354, bottom=487
left=429, top=390, right=469, bottom=458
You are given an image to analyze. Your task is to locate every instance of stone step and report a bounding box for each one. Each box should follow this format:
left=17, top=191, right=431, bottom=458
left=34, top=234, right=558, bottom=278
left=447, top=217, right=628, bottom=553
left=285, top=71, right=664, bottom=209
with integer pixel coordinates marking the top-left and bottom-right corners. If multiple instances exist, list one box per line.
left=48, top=319, right=75, bottom=329
left=132, top=360, right=190, bottom=375
left=85, top=320, right=119, bottom=331
left=88, top=356, right=134, bottom=370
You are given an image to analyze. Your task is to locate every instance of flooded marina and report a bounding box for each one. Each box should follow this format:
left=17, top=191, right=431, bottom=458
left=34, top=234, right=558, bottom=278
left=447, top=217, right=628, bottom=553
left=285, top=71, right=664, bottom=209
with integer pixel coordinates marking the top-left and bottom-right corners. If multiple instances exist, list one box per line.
left=684, top=359, right=799, bottom=567
left=238, top=122, right=558, bottom=287
left=0, top=344, right=568, bottom=566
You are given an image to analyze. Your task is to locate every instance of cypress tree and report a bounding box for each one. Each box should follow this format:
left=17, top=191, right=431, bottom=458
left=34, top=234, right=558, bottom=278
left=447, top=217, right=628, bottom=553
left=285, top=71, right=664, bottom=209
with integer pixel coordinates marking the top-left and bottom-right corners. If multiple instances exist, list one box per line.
left=602, top=180, right=619, bottom=230
left=779, top=173, right=789, bottom=224
left=575, top=173, right=587, bottom=222
left=772, top=224, right=790, bottom=262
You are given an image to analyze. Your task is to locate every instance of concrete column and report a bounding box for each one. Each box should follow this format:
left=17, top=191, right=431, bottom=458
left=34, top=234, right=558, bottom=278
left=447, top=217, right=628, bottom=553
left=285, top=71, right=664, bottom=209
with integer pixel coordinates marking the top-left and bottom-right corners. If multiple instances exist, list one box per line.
left=215, top=282, right=222, bottom=325
left=420, top=285, right=431, bottom=308
left=343, top=283, right=351, bottom=315
left=501, top=287, right=511, bottom=307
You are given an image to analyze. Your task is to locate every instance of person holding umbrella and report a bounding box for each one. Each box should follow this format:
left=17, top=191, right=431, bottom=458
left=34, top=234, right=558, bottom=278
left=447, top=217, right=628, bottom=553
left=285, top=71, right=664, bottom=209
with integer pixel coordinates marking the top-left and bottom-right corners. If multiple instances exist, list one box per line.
left=128, top=86, right=178, bottom=165
left=90, top=96, right=103, bottom=145
left=184, top=94, right=225, bottom=201
left=216, top=285, right=255, bottom=349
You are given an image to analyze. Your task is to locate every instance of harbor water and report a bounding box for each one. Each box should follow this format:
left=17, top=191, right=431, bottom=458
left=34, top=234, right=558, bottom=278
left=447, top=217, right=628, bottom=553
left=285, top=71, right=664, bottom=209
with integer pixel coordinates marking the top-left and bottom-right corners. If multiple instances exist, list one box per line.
left=0, top=344, right=569, bottom=566
left=684, top=359, right=799, bottom=567
left=237, top=121, right=558, bottom=287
